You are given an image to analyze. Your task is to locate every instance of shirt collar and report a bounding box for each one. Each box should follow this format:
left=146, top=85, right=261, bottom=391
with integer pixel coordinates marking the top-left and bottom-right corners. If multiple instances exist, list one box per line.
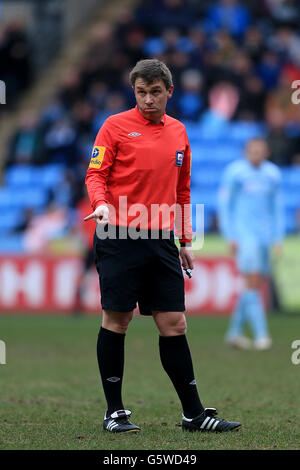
left=134, top=105, right=166, bottom=125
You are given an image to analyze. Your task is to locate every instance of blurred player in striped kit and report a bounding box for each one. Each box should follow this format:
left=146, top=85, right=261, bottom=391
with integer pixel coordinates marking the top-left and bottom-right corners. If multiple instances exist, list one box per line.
left=218, top=137, right=284, bottom=350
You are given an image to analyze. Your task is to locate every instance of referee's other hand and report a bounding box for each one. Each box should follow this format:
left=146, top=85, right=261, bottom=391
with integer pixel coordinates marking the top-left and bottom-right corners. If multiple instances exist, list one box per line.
left=179, top=246, right=194, bottom=271
left=84, top=204, right=109, bottom=225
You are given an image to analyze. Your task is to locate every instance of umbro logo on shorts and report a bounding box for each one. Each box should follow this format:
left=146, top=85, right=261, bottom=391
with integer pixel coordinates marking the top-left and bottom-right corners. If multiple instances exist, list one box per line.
left=107, top=376, right=121, bottom=382
left=128, top=132, right=141, bottom=137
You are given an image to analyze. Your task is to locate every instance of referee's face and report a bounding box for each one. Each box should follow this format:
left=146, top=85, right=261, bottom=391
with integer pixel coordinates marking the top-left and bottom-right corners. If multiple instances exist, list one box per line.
left=133, top=78, right=174, bottom=124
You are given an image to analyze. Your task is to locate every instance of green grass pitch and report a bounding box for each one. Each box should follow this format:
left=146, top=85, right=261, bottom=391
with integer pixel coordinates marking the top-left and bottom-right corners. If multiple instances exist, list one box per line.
left=0, top=314, right=299, bottom=450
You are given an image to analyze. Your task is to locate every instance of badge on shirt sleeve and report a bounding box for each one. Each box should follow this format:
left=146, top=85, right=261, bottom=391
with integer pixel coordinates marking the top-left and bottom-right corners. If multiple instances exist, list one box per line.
left=89, top=146, right=106, bottom=169
left=175, top=150, right=184, bottom=167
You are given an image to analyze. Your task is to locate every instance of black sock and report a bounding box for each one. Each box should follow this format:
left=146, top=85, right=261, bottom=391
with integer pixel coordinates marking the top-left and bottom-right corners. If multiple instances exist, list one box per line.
left=97, top=327, right=125, bottom=416
left=159, top=334, right=204, bottom=419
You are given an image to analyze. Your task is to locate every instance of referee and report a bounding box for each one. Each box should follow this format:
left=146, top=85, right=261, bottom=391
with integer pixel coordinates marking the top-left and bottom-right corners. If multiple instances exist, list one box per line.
left=85, top=59, right=241, bottom=434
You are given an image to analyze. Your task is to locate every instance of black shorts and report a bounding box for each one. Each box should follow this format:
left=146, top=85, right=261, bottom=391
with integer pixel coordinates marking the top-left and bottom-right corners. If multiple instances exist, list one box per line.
left=93, top=226, right=185, bottom=315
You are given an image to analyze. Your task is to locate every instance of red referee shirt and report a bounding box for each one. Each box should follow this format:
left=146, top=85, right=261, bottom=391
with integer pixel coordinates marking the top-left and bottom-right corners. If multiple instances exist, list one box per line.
left=85, top=106, right=193, bottom=243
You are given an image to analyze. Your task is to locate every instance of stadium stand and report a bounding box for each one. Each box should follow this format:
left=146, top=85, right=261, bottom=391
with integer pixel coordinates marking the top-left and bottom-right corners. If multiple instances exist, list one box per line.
left=1, top=0, right=300, bottom=253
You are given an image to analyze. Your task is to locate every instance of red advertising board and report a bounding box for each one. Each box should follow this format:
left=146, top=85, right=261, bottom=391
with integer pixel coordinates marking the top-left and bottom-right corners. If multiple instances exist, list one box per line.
left=0, top=255, right=245, bottom=315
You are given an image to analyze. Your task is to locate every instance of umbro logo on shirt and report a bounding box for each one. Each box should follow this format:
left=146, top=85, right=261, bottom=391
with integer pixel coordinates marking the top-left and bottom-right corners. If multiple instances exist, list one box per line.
left=128, top=132, right=141, bottom=137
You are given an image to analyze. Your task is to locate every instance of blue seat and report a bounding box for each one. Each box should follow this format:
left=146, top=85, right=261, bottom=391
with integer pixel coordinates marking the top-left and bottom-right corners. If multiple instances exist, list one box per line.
left=5, top=165, right=38, bottom=187
left=191, top=159, right=228, bottom=175
left=212, top=144, right=243, bottom=161
left=18, top=188, right=49, bottom=208
left=228, top=122, right=266, bottom=143
left=0, top=188, right=14, bottom=207
left=284, top=208, right=298, bottom=233
left=184, top=123, right=203, bottom=142
left=5, top=164, right=64, bottom=189
left=0, top=187, right=48, bottom=209
left=39, top=164, right=64, bottom=187
left=195, top=116, right=231, bottom=141
left=0, top=234, right=25, bottom=253
left=0, top=209, right=23, bottom=232
left=191, top=166, right=222, bottom=188
left=191, top=189, right=217, bottom=209
left=191, top=142, right=243, bottom=164
left=281, top=167, right=300, bottom=188
left=190, top=144, right=212, bottom=161
left=282, top=190, right=300, bottom=209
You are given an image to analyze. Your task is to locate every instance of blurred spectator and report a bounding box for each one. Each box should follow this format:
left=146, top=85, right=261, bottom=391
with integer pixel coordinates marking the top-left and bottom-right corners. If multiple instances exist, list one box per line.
left=291, top=153, right=300, bottom=166
left=265, top=106, right=299, bottom=166
left=13, top=208, right=35, bottom=234
left=266, top=0, right=300, bottom=27
left=238, top=74, right=265, bottom=120
left=256, top=49, right=281, bottom=90
left=136, top=0, right=193, bottom=33
left=121, top=26, right=145, bottom=66
left=0, top=20, right=32, bottom=105
left=199, top=82, right=240, bottom=137
left=57, top=68, right=82, bottom=109
left=5, top=111, right=42, bottom=167
left=72, top=100, right=94, bottom=139
left=71, top=99, right=95, bottom=162
left=43, top=117, right=78, bottom=165
left=50, top=169, right=82, bottom=209
left=86, top=23, right=116, bottom=65
left=228, top=50, right=266, bottom=119
left=187, top=26, right=205, bottom=67
left=207, top=81, right=239, bottom=120
left=178, top=69, right=204, bottom=121
left=158, top=0, right=194, bottom=30
left=243, top=25, right=264, bottom=63
left=205, top=0, right=251, bottom=37
left=23, top=203, right=69, bottom=253
left=40, top=97, right=67, bottom=129
left=92, top=92, right=127, bottom=132
left=167, top=50, right=190, bottom=86
left=119, top=69, right=138, bottom=108
left=86, top=81, right=108, bottom=110
left=204, top=31, right=237, bottom=87
left=268, top=26, right=300, bottom=66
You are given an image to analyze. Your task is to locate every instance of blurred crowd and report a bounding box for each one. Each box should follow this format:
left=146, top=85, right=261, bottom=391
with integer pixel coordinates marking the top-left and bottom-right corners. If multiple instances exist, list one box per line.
left=3, top=0, right=300, bottom=251
left=0, top=16, right=32, bottom=105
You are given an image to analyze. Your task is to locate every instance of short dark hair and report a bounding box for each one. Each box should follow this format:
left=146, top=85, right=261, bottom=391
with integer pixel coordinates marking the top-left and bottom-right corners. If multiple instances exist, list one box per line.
left=130, top=59, right=173, bottom=89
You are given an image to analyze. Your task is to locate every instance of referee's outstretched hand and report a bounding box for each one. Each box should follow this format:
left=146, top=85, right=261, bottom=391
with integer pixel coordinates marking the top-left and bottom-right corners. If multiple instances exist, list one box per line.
left=84, top=204, right=109, bottom=225
left=179, top=246, right=194, bottom=271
